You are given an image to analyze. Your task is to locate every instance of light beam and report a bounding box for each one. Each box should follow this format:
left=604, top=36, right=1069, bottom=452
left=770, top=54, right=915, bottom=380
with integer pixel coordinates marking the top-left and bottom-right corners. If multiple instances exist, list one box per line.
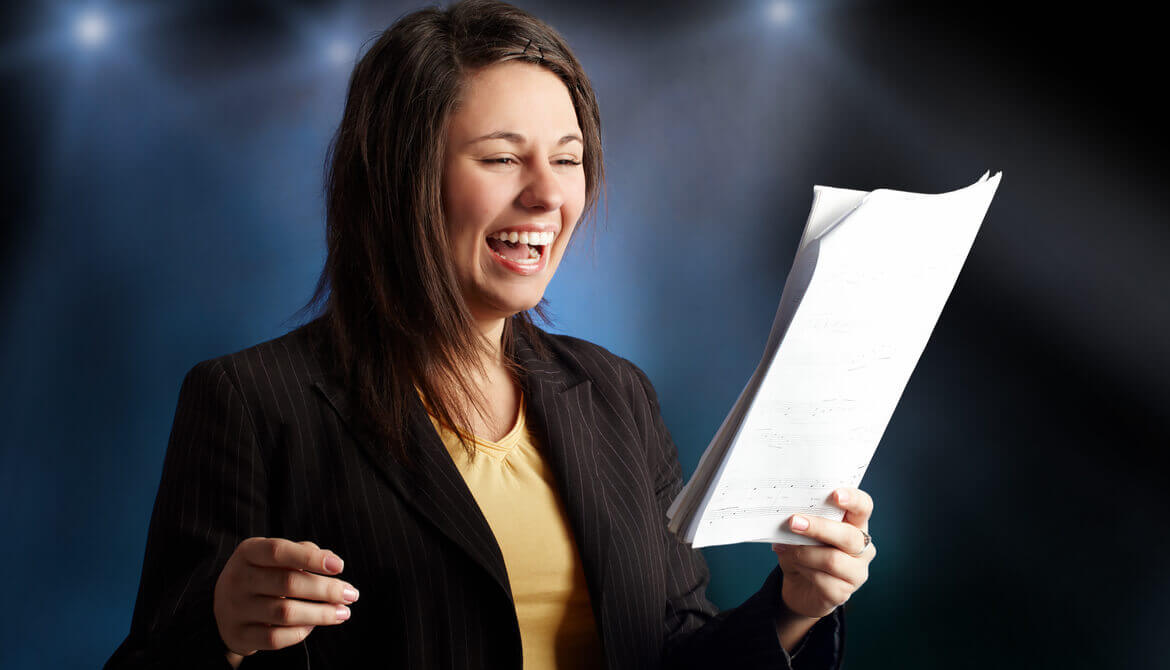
left=75, top=11, right=109, bottom=48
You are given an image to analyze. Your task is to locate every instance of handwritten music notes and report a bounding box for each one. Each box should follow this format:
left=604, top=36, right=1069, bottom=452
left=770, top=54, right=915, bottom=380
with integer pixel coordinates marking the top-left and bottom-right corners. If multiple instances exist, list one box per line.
left=666, top=172, right=1003, bottom=548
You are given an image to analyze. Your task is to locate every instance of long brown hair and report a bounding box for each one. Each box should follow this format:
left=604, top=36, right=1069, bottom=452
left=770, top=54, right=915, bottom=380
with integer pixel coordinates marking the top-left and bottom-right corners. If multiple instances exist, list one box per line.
left=299, top=0, right=605, bottom=469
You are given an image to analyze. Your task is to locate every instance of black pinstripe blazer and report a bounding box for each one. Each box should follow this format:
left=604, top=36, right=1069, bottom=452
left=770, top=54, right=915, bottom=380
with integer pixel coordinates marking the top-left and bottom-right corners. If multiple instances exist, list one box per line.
left=106, top=318, right=843, bottom=669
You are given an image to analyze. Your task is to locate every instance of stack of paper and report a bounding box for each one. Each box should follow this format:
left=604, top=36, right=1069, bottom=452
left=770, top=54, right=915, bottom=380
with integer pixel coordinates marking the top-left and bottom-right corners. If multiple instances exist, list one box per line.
left=666, top=172, right=1003, bottom=548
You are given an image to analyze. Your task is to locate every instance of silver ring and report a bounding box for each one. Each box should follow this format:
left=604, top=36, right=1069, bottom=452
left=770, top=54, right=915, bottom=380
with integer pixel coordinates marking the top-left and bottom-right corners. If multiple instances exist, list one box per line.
left=851, top=529, right=871, bottom=557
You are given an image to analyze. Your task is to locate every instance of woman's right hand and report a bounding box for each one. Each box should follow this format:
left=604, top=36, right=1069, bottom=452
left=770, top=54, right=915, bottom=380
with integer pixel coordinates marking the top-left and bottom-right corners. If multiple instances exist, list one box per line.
left=214, top=537, right=359, bottom=662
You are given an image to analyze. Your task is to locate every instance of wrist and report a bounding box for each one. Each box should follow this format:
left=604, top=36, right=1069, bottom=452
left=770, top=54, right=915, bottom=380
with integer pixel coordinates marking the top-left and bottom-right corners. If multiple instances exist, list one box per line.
left=772, top=601, right=821, bottom=654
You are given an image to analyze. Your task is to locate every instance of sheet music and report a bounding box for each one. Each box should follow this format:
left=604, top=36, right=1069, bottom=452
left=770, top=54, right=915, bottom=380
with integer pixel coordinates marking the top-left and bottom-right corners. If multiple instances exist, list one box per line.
left=668, top=172, right=1002, bottom=548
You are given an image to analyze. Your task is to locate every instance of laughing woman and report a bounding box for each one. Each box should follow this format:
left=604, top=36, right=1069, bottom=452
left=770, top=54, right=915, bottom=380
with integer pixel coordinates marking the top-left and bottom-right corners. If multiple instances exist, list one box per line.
left=106, top=1, right=874, bottom=668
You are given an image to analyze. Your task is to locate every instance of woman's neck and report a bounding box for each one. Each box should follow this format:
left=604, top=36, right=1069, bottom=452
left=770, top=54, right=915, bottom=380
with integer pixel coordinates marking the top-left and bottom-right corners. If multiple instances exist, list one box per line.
left=465, top=315, right=521, bottom=441
left=475, top=316, right=507, bottom=368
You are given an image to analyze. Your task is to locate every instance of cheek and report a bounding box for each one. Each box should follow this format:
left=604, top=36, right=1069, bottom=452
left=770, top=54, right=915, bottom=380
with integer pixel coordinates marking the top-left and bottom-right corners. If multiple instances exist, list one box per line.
left=447, top=181, right=504, bottom=238
left=567, top=178, right=586, bottom=225
left=443, top=200, right=485, bottom=251
left=562, top=198, right=586, bottom=244
left=442, top=166, right=484, bottom=225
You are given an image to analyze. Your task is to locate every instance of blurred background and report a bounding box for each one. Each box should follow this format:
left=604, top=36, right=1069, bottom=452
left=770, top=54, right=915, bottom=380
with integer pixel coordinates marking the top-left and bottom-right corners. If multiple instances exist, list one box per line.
left=2, top=0, right=1166, bottom=667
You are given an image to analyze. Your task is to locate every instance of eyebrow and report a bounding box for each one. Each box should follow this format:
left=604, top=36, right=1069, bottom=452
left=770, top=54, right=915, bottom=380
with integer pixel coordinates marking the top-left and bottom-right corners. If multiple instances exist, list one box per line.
left=466, top=131, right=584, bottom=147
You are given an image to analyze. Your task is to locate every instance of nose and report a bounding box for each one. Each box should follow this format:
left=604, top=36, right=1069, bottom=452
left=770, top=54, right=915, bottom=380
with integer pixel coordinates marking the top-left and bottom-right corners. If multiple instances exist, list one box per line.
left=517, top=161, right=565, bottom=212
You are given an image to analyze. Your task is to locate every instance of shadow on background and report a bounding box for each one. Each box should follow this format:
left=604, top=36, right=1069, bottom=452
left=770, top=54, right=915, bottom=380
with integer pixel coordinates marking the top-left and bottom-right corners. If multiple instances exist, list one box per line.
left=1, top=1, right=1165, bottom=667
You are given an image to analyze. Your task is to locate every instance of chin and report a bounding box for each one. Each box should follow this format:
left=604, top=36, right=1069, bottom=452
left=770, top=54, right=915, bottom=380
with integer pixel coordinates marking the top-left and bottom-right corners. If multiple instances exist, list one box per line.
left=496, top=292, right=546, bottom=318
left=466, top=283, right=544, bottom=321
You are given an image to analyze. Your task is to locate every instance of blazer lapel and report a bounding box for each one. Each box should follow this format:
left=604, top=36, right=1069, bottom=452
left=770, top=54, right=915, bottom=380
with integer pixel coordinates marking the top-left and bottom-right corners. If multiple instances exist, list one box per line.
left=513, top=333, right=616, bottom=639
left=311, top=377, right=514, bottom=603
left=311, top=329, right=621, bottom=654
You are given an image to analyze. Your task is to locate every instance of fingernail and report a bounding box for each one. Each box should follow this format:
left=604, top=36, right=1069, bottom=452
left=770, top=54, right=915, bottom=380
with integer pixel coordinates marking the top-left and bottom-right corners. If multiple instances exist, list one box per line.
left=790, top=515, right=809, bottom=531
left=336, top=605, right=351, bottom=622
left=325, top=555, right=344, bottom=573
left=837, top=490, right=850, bottom=504
left=343, top=587, right=360, bottom=603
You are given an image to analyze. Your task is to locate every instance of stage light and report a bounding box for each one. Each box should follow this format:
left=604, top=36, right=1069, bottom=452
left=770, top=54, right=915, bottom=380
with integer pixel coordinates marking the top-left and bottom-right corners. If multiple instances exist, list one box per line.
left=768, top=0, right=795, bottom=24
left=76, top=10, right=109, bottom=48
left=326, top=39, right=352, bottom=66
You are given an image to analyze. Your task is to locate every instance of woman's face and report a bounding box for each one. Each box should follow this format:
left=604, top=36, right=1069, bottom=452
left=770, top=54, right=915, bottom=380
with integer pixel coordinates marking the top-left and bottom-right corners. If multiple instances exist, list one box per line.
left=441, top=60, right=587, bottom=325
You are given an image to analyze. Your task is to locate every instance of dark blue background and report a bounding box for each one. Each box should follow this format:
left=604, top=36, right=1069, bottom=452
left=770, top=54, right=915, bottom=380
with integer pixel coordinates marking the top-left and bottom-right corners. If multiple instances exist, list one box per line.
left=2, top=1, right=1166, bottom=667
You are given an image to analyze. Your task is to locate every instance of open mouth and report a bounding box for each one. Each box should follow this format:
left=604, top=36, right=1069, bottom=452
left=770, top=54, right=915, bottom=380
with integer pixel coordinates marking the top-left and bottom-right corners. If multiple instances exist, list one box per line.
left=485, top=230, right=554, bottom=266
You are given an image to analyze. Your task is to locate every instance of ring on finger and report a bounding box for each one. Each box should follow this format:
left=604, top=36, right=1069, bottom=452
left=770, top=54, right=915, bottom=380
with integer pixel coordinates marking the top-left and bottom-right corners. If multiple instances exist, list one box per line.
left=850, top=528, right=871, bottom=557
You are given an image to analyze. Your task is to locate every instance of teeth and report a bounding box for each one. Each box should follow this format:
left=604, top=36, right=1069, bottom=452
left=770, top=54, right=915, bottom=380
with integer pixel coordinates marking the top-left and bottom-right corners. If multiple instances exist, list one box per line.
left=511, top=250, right=540, bottom=264
left=489, top=230, right=555, bottom=246
left=487, top=239, right=544, bottom=265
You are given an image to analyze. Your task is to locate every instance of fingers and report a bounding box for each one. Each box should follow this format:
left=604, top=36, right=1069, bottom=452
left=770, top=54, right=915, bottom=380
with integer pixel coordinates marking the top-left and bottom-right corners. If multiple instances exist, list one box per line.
left=252, top=567, right=360, bottom=605
left=232, top=623, right=316, bottom=653
left=241, top=595, right=353, bottom=628
left=776, top=544, right=871, bottom=589
left=787, top=513, right=871, bottom=557
left=241, top=537, right=345, bottom=575
left=787, top=563, right=857, bottom=609
left=831, top=487, right=874, bottom=530
left=772, top=494, right=877, bottom=619
left=232, top=539, right=358, bottom=624
left=218, top=538, right=356, bottom=657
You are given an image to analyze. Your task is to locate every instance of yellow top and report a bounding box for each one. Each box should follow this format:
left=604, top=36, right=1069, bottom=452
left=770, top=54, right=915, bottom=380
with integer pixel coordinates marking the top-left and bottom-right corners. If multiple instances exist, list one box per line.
left=428, top=396, right=605, bottom=669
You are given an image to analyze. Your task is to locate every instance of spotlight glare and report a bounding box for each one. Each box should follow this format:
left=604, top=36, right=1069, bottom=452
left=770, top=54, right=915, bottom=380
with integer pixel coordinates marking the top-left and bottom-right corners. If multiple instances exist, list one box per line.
left=76, top=11, right=109, bottom=47
left=326, top=40, right=352, bottom=66
left=768, top=0, right=795, bottom=24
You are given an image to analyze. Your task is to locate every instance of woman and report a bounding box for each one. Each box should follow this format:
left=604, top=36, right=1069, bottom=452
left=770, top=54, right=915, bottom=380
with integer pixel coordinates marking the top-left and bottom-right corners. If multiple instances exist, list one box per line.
left=106, top=1, right=875, bottom=668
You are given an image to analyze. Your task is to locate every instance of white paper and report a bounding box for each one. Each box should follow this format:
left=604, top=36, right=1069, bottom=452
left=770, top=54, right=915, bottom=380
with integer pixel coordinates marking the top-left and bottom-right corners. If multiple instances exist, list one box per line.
left=667, top=172, right=1002, bottom=548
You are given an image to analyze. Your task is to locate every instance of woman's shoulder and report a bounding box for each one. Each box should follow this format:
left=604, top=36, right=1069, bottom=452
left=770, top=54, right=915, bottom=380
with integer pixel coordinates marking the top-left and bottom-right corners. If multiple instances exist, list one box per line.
left=179, top=317, right=330, bottom=415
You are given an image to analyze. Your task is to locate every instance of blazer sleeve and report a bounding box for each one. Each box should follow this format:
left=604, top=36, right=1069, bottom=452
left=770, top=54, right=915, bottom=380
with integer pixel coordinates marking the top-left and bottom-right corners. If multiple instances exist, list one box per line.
left=627, top=363, right=845, bottom=670
left=105, top=359, right=269, bottom=670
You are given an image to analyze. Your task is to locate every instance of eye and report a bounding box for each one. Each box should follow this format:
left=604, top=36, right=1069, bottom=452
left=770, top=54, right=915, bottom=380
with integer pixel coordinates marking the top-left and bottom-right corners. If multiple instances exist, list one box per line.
left=556, top=159, right=583, bottom=166
left=483, top=157, right=516, bottom=166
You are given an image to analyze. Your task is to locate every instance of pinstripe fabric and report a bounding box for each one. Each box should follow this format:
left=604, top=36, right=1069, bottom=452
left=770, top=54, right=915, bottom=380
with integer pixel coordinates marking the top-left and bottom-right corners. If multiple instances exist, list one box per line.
left=106, top=318, right=844, bottom=669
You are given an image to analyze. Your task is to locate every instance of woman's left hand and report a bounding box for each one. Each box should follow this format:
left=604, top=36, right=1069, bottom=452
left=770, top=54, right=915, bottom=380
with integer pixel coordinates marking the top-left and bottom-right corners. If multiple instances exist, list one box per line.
left=771, top=487, right=876, bottom=619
